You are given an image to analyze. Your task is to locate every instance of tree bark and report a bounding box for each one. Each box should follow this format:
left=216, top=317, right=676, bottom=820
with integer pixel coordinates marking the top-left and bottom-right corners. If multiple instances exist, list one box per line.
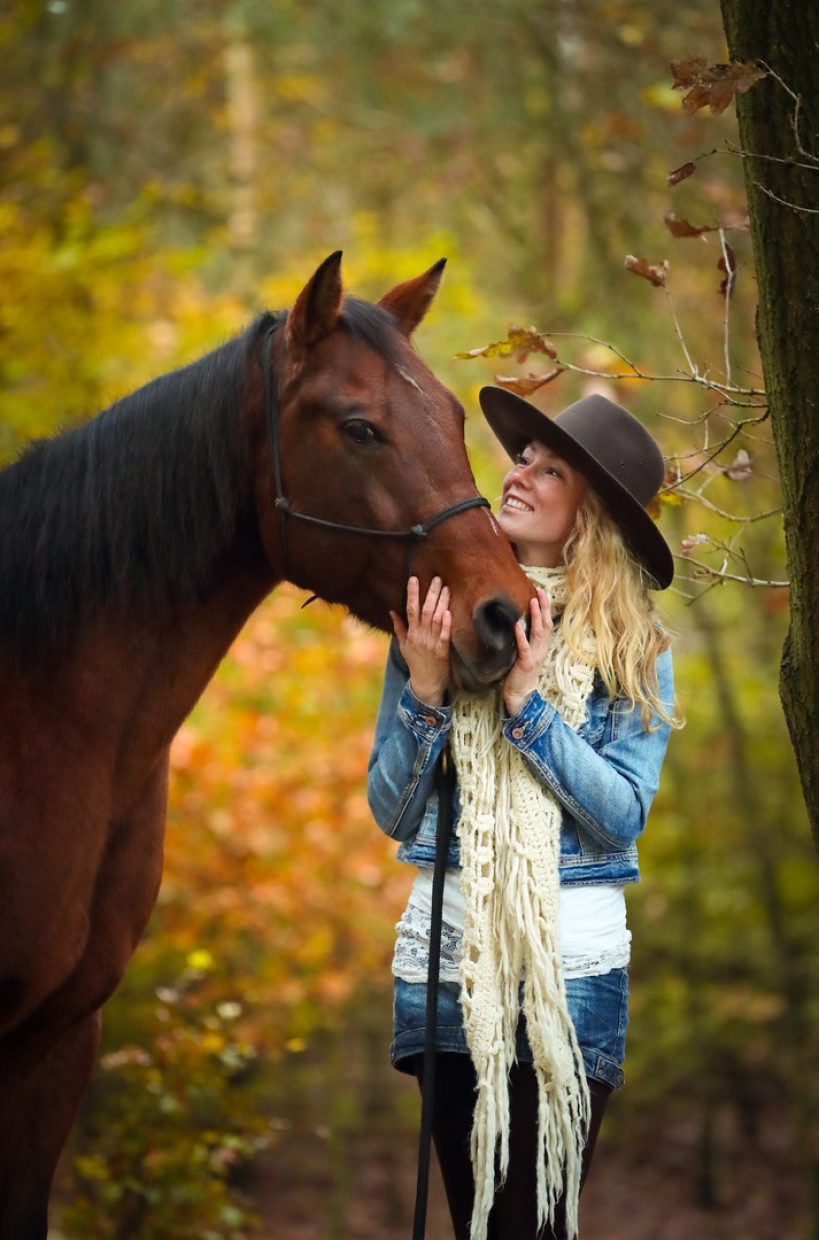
left=719, top=0, right=819, bottom=850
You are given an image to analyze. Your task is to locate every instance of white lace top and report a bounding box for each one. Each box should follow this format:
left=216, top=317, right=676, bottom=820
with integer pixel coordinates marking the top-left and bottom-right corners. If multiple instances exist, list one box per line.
left=393, top=868, right=631, bottom=983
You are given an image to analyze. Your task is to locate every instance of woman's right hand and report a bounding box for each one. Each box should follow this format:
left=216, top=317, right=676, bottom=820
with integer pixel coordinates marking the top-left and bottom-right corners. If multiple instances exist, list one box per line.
left=389, top=576, right=452, bottom=707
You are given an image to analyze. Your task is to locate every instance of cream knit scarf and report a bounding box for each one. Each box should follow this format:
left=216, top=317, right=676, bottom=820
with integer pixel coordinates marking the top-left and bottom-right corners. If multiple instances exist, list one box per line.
left=451, top=565, right=597, bottom=1240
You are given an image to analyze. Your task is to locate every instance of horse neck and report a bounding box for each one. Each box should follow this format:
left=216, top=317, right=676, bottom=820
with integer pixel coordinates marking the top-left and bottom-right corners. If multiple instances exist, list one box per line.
left=25, top=542, right=281, bottom=810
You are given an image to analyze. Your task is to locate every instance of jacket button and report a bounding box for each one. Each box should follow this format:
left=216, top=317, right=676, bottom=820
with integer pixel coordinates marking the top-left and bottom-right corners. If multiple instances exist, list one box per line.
left=423, top=715, right=438, bottom=726
left=511, top=726, right=525, bottom=739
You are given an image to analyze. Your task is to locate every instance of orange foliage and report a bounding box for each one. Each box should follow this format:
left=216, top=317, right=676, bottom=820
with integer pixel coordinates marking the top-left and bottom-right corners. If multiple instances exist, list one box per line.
left=155, top=585, right=409, bottom=1057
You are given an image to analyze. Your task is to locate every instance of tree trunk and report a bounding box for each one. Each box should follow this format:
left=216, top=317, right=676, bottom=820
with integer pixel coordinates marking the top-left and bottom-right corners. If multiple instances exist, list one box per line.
left=224, top=20, right=259, bottom=305
left=719, top=0, right=819, bottom=851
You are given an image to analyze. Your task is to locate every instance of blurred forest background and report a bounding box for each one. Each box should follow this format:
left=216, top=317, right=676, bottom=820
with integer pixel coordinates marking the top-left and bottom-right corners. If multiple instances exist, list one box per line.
left=1, top=0, right=817, bottom=1236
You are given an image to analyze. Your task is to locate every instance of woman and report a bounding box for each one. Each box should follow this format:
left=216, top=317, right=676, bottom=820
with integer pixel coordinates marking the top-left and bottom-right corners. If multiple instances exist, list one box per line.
left=368, top=388, right=682, bottom=1240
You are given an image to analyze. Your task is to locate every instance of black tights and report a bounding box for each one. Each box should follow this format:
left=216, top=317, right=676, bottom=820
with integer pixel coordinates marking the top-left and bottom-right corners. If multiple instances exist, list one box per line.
left=414, top=1053, right=610, bottom=1240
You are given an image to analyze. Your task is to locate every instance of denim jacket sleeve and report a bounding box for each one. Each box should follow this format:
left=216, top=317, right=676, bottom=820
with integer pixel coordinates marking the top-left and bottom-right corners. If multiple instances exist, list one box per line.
left=367, top=638, right=453, bottom=840
left=501, top=646, right=674, bottom=850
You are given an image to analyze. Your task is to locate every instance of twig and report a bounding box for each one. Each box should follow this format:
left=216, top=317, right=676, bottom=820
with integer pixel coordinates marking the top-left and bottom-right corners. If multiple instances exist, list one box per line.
left=718, top=228, right=734, bottom=385
left=757, top=62, right=819, bottom=165
left=542, top=333, right=765, bottom=397
left=752, top=182, right=819, bottom=214
left=661, top=419, right=758, bottom=489
left=725, top=139, right=819, bottom=174
left=674, top=557, right=789, bottom=588
left=672, top=489, right=782, bottom=523
left=663, top=286, right=697, bottom=376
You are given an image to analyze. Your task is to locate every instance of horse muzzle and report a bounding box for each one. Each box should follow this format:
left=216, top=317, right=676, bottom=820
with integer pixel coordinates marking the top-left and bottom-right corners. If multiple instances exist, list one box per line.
left=451, top=594, right=525, bottom=691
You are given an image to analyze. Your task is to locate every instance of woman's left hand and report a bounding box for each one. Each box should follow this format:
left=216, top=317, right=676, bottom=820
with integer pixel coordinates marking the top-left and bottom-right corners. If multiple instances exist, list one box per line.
left=503, top=588, right=553, bottom=717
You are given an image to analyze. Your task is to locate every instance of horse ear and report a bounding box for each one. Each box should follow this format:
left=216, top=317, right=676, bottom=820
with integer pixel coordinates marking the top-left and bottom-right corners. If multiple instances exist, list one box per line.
left=285, top=251, right=344, bottom=359
left=377, top=258, right=447, bottom=336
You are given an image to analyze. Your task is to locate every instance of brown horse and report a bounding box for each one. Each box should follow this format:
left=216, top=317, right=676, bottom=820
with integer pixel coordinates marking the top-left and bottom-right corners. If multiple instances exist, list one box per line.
left=0, top=252, right=532, bottom=1237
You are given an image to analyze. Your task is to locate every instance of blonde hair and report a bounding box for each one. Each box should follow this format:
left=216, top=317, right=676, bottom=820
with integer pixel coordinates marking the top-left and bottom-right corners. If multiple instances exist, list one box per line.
left=561, top=490, right=683, bottom=731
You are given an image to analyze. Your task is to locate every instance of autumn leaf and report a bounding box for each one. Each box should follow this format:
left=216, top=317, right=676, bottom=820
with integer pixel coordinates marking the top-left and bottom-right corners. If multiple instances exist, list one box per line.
left=456, top=326, right=558, bottom=364
left=664, top=212, right=717, bottom=238
left=718, top=243, right=737, bottom=297
left=667, top=161, right=698, bottom=187
left=625, top=255, right=669, bottom=287
left=645, top=488, right=684, bottom=519
left=494, top=369, right=563, bottom=396
left=508, top=326, right=559, bottom=362
left=670, top=54, right=766, bottom=116
left=724, top=447, right=752, bottom=480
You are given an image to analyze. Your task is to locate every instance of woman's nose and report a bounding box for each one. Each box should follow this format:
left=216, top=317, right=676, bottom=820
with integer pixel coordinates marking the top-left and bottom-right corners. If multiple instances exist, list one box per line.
left=509, top=462, right=533, bottom=487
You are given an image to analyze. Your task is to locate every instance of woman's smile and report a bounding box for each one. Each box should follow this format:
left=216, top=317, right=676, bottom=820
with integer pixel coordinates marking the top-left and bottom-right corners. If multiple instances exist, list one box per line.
left=498, top=440, right=588, bottom=566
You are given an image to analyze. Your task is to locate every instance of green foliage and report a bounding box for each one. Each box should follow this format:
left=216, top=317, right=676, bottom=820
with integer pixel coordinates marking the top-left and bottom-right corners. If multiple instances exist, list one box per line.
left=63, top=958, right=267, bottom=1240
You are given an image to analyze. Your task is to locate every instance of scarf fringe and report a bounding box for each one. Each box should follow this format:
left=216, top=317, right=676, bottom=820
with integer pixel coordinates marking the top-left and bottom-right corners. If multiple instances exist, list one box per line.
left=453, top=566, right=595, bottom=1240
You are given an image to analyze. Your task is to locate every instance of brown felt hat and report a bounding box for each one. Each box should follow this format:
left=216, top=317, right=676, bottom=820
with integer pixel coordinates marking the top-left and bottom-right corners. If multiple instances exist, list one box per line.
left=479, top=386, right=674, bottom=590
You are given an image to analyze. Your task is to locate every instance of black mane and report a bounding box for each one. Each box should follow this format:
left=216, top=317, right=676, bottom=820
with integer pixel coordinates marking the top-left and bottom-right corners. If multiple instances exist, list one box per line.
left=0, top=298, right=401, bottom=660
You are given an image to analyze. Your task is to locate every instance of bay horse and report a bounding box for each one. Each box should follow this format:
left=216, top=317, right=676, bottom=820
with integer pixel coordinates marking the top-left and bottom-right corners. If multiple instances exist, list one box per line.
left=0, top=251, right=532, bottom=1237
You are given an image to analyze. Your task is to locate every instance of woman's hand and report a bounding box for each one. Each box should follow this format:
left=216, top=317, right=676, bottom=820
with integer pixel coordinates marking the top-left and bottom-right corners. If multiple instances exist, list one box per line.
left=503, top=588, right=553, bottom=717
left=389, top=576, right=452, bottom=708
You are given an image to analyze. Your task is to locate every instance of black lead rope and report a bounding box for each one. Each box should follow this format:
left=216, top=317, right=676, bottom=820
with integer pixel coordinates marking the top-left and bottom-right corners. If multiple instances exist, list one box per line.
left=260, top=325, right=491, bottom=581
left=412, top=744, right=455, bottom=1240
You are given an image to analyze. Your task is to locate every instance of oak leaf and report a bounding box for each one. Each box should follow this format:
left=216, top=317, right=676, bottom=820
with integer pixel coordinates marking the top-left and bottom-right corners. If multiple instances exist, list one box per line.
left=667, top=161, right=698, bottom=187
left=494, top=369, right=563, bottom=396
left=456, top=326, right=558, bottom=363
left=507, top=325, right=559, bottom=363
left=670, top=54, right=766, bottom=116
left=624, top=255, right=669, bottom=287
left=664, top=212, right=716, bottom=238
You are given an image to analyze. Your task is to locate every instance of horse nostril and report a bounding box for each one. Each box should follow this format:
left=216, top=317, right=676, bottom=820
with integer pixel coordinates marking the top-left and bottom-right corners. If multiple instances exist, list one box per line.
left=474, top=595, right=519, bottom=656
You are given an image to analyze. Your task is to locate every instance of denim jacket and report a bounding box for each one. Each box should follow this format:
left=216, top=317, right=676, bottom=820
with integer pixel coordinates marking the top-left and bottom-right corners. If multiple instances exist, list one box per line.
left=367, top=637, right=674, bottom=886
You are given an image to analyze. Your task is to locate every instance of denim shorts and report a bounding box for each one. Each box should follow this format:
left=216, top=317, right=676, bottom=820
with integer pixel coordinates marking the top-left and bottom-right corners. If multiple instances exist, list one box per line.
left=391, top=968, right=628, bottom=1091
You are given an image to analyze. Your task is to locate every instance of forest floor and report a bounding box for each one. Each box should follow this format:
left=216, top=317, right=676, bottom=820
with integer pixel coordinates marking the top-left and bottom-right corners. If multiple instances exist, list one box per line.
left=248, top=1073, right=808, bottom=1240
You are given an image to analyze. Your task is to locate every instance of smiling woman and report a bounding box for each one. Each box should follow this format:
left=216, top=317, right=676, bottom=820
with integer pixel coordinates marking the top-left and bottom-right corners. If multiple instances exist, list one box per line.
left=368, top=387, right=683, bottom=1240
left=498, top=444, right=589, bottom=568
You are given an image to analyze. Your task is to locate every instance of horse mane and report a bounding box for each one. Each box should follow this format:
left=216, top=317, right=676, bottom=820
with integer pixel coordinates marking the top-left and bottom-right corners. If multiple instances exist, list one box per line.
left=0, top=298, right=400, bottom=660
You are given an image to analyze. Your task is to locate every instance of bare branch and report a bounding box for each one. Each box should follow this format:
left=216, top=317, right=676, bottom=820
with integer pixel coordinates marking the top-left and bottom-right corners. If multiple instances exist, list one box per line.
left=675, top=557, right=789, bottom=589
left=673, top=488, right=782, bottom=523
left=724, top=139, right=819, bottom=173
left=757, top=62, right=819, bottom=165
left=541, top=333, right=766, bottom=398
left=662, top=286, right=697, bottom=376
left=752, top=182, right=819, bottom=214
left=662, top=417, right=766, bottom=489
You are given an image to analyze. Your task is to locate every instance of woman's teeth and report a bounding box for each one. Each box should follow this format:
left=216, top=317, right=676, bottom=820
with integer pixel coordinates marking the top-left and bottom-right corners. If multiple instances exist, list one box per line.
left=505, top=496, right=533, bottom=512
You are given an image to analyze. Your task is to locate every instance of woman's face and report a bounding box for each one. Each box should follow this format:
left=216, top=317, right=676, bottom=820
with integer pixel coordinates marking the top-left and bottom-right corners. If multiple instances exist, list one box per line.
left=497, top=440, right=588, bottom=566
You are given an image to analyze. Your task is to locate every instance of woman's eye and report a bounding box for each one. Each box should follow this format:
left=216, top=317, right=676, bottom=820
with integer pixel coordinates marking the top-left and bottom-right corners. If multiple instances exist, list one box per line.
left=344, top=419, right=379, bottom=445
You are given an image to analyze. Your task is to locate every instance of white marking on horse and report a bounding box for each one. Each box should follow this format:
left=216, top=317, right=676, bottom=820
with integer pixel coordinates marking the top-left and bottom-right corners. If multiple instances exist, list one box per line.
left=396, top=366, right=428, bottom=398
left=484, top=508, right=501, bottom=536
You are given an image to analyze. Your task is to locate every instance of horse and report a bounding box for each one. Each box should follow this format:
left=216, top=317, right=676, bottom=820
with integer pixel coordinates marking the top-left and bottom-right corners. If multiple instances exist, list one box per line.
left=0, top=251, right=533, bottom=1237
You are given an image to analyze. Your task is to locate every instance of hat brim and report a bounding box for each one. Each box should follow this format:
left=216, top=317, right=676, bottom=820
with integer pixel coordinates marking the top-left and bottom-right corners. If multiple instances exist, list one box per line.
left=479, top=386, right=674, bottom=590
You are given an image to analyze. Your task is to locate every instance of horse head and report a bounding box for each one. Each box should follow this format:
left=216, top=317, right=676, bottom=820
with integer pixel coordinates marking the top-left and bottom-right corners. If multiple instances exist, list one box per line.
left=256, top=252, right=533, bottom=690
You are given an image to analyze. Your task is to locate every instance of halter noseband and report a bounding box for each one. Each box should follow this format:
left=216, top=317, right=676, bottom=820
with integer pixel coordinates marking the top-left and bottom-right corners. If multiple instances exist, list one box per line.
left=261, top=320, right=491, bottom=580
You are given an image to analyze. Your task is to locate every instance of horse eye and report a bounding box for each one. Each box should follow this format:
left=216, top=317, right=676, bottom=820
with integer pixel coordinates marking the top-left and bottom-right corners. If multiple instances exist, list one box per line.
left=343, top=419, right=380, bottom=445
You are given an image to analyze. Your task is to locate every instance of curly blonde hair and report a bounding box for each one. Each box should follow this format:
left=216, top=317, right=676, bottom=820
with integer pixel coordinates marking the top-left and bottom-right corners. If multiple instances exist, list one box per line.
left=561, top=490, right=683, bottom=731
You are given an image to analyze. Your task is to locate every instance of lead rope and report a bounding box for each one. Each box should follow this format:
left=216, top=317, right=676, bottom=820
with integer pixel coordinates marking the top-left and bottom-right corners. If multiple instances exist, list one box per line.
left=412, top=743, right=454, bottom=1240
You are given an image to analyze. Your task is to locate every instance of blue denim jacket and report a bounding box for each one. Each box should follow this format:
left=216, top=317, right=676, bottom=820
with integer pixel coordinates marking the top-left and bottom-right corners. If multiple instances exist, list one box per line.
left=367, top=637, right=674, bottom=886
